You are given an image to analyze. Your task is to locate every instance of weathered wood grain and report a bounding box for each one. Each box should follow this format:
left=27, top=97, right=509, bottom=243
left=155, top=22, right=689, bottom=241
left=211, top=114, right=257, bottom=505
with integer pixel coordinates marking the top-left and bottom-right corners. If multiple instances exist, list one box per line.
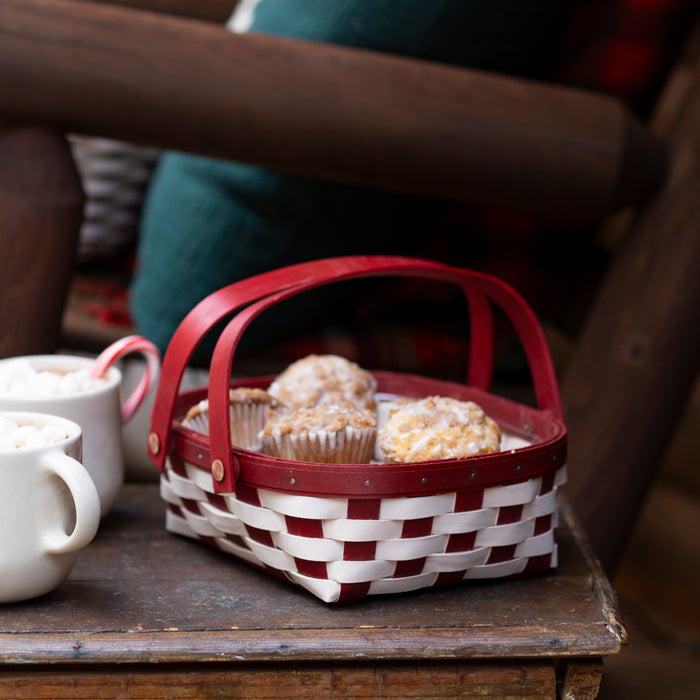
left=0, top=661, right=559, bottom=699
left=0, top=486, right=623, bottom=666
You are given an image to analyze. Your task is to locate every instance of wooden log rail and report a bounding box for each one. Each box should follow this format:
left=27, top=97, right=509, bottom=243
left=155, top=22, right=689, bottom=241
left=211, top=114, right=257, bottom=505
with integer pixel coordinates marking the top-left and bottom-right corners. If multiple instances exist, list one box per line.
left=73, top=0, right=238, bottom=24
left=0, top=0, right=667, bottom=218
left=72, top=0, right=235, bottom=22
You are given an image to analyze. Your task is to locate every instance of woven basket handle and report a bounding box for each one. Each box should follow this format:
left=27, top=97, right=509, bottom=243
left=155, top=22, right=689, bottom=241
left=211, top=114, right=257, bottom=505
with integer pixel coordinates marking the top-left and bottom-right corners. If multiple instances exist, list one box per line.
left=200, top=257, right=561, bottom=493
left=149, top=256, right=457, bottom=469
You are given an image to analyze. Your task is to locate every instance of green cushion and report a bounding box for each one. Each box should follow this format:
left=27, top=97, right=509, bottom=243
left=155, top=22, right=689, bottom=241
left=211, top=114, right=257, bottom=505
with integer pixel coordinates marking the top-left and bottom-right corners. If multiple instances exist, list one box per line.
left=130, top=0, right=576, bottom=360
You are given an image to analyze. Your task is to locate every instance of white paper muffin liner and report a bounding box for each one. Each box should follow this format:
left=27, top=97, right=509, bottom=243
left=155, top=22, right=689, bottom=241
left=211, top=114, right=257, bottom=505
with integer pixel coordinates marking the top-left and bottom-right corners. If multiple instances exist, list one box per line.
left=183, top=402, right=269, bottom=452
left=262, top=425, right=377, bottom=464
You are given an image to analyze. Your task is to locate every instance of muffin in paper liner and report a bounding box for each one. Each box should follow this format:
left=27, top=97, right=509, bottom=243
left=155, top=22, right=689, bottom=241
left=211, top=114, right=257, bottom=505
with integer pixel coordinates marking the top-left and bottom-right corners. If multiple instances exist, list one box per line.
left=261, top=405, right=377, bottom=463
left=182, top=387, right=277, bottom=451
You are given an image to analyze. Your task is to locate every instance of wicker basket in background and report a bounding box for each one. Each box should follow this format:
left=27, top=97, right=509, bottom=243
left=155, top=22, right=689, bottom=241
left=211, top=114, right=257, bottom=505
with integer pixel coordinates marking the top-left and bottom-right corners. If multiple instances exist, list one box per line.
left=69, top=136, right=160, bottom=262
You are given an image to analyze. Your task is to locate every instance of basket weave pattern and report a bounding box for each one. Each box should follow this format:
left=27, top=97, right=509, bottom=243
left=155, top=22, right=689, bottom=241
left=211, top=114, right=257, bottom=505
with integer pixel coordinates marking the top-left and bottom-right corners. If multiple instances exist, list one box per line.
left=161, top=453, right=566, bottom=603
left=149, top=256, right=569, bottom=604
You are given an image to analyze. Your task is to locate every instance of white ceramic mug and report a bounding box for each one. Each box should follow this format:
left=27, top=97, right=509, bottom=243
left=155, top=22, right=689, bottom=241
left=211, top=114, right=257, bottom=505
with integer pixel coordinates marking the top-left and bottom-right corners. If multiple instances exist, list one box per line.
left=0, top=411, right=101, bottom=603
left=0, top=336, right=160, bottom=515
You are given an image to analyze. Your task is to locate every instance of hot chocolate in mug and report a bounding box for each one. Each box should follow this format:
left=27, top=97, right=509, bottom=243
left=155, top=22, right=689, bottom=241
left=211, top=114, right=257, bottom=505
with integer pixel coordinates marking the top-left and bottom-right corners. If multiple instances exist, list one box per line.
left=0, top=411, right=100, bottom=603
left=0, top=336, right=160, bottom=515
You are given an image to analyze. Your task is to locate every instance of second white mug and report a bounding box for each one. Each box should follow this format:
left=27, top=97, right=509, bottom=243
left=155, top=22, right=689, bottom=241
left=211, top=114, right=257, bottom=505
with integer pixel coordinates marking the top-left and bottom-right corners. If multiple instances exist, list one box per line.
left=0, top=336, right=160, bottom=515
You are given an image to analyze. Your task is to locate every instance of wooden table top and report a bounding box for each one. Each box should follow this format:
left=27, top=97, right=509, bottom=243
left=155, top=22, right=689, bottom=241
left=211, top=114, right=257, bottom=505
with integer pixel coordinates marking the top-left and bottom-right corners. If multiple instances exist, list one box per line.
left=0, top=484, right=626, bottom=667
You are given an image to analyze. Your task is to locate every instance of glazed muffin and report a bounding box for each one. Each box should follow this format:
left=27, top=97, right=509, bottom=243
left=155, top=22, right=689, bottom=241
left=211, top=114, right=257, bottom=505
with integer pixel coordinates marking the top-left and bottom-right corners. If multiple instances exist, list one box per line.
left=378, top=396, right=501, bottom=463
left=268, top=354, right=376, bottom=411
left=373, top=394, right=415, bottom=461
left=261, top=405, right=377, bottom=463
left=182, top=387, right=278, bottom=451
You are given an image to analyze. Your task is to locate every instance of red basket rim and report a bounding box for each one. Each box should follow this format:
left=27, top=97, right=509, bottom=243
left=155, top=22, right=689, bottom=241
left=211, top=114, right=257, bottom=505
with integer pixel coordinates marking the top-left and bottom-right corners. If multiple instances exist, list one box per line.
left=168, top=370, right=566, bottom=499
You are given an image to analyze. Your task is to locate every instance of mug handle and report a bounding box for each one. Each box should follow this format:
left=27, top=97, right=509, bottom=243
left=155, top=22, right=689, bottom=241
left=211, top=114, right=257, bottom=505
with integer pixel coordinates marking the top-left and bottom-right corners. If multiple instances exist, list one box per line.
left=91, top=335, right=161, bottom=423
left=40, top=451, right=101, bottom=555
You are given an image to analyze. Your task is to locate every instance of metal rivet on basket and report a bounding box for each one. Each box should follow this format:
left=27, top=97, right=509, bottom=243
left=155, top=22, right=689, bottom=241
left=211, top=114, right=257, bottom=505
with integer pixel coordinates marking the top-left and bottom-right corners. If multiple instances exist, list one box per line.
left=421, top=477, right=428, bottom=484
left=471, top=471, right=477, bottom=479
left=212, top=459, right=225, bottom=482
left=148, top=432, right=160, bottom=455
left=517, top=465, right=522, bottom=472
left=365, top=480, right=371, bottom=487
left=290, top=478, right=296, bottom=485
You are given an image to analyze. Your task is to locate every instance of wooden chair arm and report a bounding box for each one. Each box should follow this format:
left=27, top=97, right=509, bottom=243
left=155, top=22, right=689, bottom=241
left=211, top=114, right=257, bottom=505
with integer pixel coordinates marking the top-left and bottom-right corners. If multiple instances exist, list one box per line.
left=71, top=0, right=235, bottom=23
left=0, top=0, right=667, bottom=218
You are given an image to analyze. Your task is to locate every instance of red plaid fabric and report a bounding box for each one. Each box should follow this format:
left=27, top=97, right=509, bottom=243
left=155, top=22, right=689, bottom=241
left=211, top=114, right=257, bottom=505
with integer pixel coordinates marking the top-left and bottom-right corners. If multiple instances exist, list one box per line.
left=557, top=0, right=698, bottom=115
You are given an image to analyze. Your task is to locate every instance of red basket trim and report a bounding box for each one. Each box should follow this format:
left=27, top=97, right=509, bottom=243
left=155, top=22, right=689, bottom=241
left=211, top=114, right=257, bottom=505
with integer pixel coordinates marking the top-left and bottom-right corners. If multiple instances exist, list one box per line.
left=445, top=531, right=477, bottom=553
left=486, top=544, right=518, bottom=564
left=223, top=533, right=248, bottom=550
left=346, top=498, right=382, bottom=520
left=534, top=514, right=553, bottom=536
left=497, top=504, right=525, bottom=525
left=285, top=516, right=324, bottom=539
left=168, top=453, right=189, bottom=479
left=539, top=472, right=556, bottom=495
left=337, top=582, right=372, bottom=603
left=454, top=488, right=486, bottom=511
left=435, top=571, right=468, bottom=587
left=169, top=372, right=566, bottom=500
left=244, top=525, right=275, bottom=548
left=393, top=558, right=428, bottom=578
left=233, top=482, right=262, bottom=507
left=205, top=492, right=228, bottom=511
left=401, top=516, right=434, bottom=538
left=294, top=558, right=328, bottom=580
left=342, top=540, right=378, bottom=561
left=167, top=502, right=184, bottom=520
left=521, top=551, right=556, bottom=576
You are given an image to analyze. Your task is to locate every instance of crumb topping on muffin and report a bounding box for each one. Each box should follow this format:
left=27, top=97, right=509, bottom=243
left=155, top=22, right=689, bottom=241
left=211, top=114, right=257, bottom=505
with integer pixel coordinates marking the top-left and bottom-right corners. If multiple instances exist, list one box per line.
left=379, top=396, right=501, bottom=462
left=262, top=405, right=376, bottom=438
left=267, top=354, right=376, bottom=410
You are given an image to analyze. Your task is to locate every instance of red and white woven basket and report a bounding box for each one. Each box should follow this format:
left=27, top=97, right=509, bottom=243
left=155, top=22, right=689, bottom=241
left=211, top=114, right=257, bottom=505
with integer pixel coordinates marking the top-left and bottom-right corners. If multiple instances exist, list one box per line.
left=148, top=256, right=567, bottom=604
